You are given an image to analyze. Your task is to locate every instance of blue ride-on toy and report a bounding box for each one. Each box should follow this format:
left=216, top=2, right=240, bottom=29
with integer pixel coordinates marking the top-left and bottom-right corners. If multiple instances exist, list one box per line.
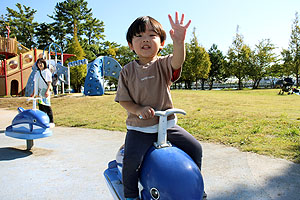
left=104, top=108, right=204, bottom=200
left=5, top=98, right=53, bottom=150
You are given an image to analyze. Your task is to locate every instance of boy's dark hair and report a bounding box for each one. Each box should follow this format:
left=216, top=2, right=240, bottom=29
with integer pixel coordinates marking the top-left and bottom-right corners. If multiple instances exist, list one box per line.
left=36, top=58, right=48, bottom=70
left=126, top=16, right=166, bottom=44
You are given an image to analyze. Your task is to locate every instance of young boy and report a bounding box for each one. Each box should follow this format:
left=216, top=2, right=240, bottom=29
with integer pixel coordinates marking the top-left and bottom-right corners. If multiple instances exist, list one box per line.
left=115, top=12, right=205, bottom=200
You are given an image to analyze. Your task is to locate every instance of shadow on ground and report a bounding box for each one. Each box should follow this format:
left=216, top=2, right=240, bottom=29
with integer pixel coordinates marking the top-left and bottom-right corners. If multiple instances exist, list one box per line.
left=210, top=162, right=300, bottom=200
left=0, top=147, right=32, bottom=161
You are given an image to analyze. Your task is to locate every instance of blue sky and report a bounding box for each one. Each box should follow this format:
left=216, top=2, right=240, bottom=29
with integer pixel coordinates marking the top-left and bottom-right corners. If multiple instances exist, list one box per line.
left=1, top=0, right=300, bottom=55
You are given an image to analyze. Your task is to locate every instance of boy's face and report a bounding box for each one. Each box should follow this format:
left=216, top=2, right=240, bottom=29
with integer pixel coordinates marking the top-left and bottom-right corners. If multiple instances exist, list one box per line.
left=128, top=23, right=165, bottom=64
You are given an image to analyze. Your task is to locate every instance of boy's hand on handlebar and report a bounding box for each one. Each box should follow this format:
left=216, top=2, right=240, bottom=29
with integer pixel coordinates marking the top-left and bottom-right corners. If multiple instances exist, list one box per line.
left=137, top=106, right=155, bottom=119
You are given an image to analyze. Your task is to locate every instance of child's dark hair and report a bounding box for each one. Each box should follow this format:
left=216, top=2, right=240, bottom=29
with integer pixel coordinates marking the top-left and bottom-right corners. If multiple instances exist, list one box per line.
left=36, top=58, right=47, bottom=70
left=126, top=16, right=166, bottom=44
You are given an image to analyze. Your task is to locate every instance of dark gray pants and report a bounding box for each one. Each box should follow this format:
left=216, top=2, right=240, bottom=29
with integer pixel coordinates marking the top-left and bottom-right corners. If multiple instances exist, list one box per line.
left=122, top=125, right=203, bottom=198
left=38, top=103, right=54, bottom=123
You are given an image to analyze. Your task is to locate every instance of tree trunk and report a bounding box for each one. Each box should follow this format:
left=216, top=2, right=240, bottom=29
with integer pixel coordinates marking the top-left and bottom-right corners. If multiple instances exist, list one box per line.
left=201, top=79, right=205, bottom=90
left=252, top=80, right=258, bottom=89
left=238, top=78, right=242, bottom=90
left=209, top=79, right=213, bottom=90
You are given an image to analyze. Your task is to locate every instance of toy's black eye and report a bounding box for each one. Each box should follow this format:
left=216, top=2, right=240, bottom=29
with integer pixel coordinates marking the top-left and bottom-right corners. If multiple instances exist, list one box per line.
left=150, top=188, right=160, bottom=199
left=33, top=119, right=37, bottom=123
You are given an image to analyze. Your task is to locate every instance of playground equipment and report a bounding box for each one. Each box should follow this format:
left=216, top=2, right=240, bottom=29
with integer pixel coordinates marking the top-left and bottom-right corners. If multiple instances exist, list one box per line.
left=24, top=43, right=73, bottom=97
left=0, top=38, right=74, bottom=97
left=24, top=54, right=121, bottom=97
left=24, top=59, right=69, bottom=97
left=1, top=33, right=121, bottom=97
left=0, top=47, right=44, bottom=96
left=5, top=97, right=53, bottom=150
left=84, top=56, right=122, bottom=96
left=104, top=109, right=204, bottom=200
left=44, top=43, right=72, bottom=93
left=68, top=58, right=88, bottom=93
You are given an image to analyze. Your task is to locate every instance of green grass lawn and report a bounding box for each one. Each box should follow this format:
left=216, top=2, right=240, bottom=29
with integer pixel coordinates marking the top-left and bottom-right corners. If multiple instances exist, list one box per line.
left=1, top=89, right=299, bottom=163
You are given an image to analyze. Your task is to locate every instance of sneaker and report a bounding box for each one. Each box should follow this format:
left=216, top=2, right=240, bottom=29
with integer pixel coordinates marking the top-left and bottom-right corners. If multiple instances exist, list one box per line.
left=203, top=191, right=207, bottom=199
left=50, top=123, right=55, bottom=128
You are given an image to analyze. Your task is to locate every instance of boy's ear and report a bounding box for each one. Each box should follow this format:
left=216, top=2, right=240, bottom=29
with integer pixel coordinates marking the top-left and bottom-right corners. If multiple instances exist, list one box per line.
left=160, top=40, right=165, bottom=49
left=128, top=42, right=134, bottom=51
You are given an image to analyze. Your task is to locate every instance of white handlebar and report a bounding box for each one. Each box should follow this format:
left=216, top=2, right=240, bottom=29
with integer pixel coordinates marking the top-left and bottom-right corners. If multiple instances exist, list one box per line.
left=154, top=108, right=186, bottom=148
left=27, top=97, right=42, bottom=110
left=154, top=108, right=186, bottom=117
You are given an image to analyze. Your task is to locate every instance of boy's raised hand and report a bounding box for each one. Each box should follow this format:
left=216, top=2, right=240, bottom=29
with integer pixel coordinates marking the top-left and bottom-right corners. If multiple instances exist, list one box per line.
left=168, top=12, right=191, bottom=43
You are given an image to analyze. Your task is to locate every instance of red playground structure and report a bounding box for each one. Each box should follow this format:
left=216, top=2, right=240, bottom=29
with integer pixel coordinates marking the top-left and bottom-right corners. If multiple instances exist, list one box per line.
left=0, top=35, right=74, bottom=96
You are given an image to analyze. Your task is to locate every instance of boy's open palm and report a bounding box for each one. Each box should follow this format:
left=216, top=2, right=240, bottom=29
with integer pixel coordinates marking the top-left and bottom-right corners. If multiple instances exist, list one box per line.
left=168, top=12, right=191, bottom=43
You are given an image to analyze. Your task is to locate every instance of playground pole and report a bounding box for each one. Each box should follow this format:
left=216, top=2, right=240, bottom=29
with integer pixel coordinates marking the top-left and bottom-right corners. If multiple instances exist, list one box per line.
left=19, top=53, right=24, bottom=96
left=4, top=60, right=8, bottom=96
left=61, top=74, right=65, bottom=94
left=6, top=26, right=10, bottom=39
left=34, top=48, right=37, bottom=62
left=67, top=64, right=71, bottom=94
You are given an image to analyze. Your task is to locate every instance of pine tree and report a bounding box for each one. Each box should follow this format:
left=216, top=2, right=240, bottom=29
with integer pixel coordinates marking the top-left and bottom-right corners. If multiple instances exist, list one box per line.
left=208, top=44, right=226, bottom=89
left=184, top=28, right=211, bottom=89
left=288, top=12, right=300, bottom=87
left=68, top=21, right=86, bottom=92
left=35, top=23, right=54, bottom=49
left=1, top=3, right=38, bottom=48
left=227, top=25, right=252, bottom=90
left=49, top=0, right=105, bottom=50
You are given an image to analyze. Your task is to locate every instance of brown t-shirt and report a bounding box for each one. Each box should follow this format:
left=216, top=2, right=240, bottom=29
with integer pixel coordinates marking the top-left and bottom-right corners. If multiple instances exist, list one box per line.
left=115, top=55, right=181, bottom=127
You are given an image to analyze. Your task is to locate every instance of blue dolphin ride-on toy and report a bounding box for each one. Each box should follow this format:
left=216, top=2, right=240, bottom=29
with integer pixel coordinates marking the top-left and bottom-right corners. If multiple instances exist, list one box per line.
left=104, top=109, right=204, bottom=200
left=5, top=98, right=53, bottom=150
